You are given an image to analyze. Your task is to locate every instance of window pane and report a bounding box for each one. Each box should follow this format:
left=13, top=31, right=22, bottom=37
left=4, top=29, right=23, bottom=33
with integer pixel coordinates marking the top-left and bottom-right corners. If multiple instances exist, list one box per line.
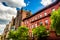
left=35, top=23, right=37, bottom=27
left=44, top=13, right=47, bottom=16
left=40, top=22, right=43, bottom=25
left=52, top=8, right=55, bottom=11
left=35, top=17, right=37, bottom=20
left=40, top=15, right=42, bottom=18
left=45, top=20, right=48, bottom=25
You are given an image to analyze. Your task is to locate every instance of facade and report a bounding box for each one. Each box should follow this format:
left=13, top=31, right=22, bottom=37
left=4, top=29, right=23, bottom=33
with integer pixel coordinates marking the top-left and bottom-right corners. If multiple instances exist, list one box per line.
left=22, top=0, right=60, bottom=37
left=3, top=10, right=32, bottom=40
left=3, top=0, right=60, bottom=39
left=0, top=35, right=2, bottom=40
left=14, top=9, right=32, bottom=29
left=3, top=16, right=15, bottom=40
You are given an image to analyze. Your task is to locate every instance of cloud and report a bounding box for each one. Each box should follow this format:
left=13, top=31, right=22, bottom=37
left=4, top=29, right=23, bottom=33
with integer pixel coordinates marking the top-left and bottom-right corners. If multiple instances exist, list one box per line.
left=0, top=3, right=17, bottom=35
left=27, top=1, right=30, bottom=6
left=0, top=24, right=6, bottom=35
left=0, top=0, right=26, bottom=8
left=41, top=0, right=56, bottom=6
left=0, top=19, right=9, bottom=24
left=0, top=3, right=17, bottom=21
left=0, top=0, right=27, bottom=35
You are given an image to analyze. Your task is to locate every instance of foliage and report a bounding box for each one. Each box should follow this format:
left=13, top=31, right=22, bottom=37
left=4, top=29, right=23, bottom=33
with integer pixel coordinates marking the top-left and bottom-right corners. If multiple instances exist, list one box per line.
left=8, top=26, right=29, bottom=40
left=33, top=26, right=49, bottom=38
left=51, top=8, right=60, bottom=34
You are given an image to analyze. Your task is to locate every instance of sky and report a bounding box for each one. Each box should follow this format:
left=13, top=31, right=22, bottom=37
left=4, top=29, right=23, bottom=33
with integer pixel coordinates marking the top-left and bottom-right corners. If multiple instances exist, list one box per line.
left=0, top=0, right=56, bottom=35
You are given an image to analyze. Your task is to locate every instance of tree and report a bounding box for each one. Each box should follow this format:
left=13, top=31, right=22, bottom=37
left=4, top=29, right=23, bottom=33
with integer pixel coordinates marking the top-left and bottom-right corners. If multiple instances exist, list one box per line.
left=8, top=26, right=29, bottom=40
left=8, top=30, right=18, bottom=40
left=17, top=26, right=29, bottom=40
left=51, top=8, right=60, bottom=34
left=32, top=26, right=49, bottom=40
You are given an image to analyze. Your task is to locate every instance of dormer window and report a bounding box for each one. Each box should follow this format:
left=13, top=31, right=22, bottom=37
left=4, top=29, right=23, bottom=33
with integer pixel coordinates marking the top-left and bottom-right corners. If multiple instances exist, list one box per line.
left=44, top=12, right=47, bottom=16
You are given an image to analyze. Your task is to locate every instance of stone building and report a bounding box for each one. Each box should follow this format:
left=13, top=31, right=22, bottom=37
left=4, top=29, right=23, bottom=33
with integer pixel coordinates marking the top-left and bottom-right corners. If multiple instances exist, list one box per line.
left=14, top=9, right=32, bottom=29
left=0, top=35, right=2, bottom=40
left=3, top=16, right=15, bottom=40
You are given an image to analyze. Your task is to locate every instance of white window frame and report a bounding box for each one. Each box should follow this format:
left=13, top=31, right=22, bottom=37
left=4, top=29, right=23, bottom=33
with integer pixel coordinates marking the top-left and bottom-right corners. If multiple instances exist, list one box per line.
left=52, top=8, right=55, bottom=11
left=35, top=23, right=37, bottom=27
left=45, top=20, right=48, bottom=25
left=40, top=15, right=42, bottom=18
left=44, top=12, right=47, bottom=16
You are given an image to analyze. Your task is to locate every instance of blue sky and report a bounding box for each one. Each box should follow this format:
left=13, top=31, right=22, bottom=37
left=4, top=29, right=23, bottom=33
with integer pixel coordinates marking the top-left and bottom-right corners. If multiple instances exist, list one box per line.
left=17, top=0, right=55, bottom=14
left=2, top=0, right=55, bottom=14
left=0, top=0, right=56, bottom=35
left=2, top=0, right=44, bottom=14
left=22, top=0, right=44, bottom=14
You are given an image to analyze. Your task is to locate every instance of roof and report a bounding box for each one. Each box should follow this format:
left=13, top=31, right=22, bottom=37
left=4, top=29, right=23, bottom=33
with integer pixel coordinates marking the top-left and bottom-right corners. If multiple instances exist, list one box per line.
left=23, top=0, right=60, bottom=21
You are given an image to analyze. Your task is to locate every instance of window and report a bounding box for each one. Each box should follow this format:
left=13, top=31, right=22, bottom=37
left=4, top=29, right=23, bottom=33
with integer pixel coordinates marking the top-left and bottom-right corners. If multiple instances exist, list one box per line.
left=25, top=21, right=27, bottom=24
left=30, top=25, right=33, bottom=29
left=40, top=15, right=42, bottom=18
left=35, top=23, right=37, bottom=27
left=45, top=20, right=48, bottom=25
left=27, top=21, right=28, bottom=24
left=32, top=33, right=33, bottom=37
left=37, top=15, right=40, bottom=19
left=25, top=21, right=28, bottom=24
left=52, top=8, right=55, bottom=11
left=30, top=19, right=31, bottom=22
left=37, top=22, right=39, bottom=25
left=29, top=26, right=31, bottom=29
left=59, top=4, right=60, bottom=7
left=31, top=24, right=35, bottom=28
left=40, top=21, right=43, bottom=25
left=11, top=26, right=15, bottom=30
left=35, top=17, right=37, bottom=20
left=29, top=32, right=32, bottom=37
left=31, top=18, right=34, bottom=21
left=44, top=12, right=47, bottom=16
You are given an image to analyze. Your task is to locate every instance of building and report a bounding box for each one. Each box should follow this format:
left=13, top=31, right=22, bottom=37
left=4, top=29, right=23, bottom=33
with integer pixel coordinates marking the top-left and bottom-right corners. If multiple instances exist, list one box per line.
left=0, top=35, right=2, bottom=40
left=3, top=16, right=15, bottom=40
left=3, top=0, right=60, bottom=39
left=14, top=9, right=32, bottom=29
left=3, top=9, right=32, bottom=40
left=22, top=0, right=60, bottom=37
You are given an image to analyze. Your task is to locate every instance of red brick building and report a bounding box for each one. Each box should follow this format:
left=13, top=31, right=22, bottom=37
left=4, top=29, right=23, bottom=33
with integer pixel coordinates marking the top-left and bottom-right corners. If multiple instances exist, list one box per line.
left=21, top=0, right=60, bottom=37
left=10, top=0, right=60, bottom=38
